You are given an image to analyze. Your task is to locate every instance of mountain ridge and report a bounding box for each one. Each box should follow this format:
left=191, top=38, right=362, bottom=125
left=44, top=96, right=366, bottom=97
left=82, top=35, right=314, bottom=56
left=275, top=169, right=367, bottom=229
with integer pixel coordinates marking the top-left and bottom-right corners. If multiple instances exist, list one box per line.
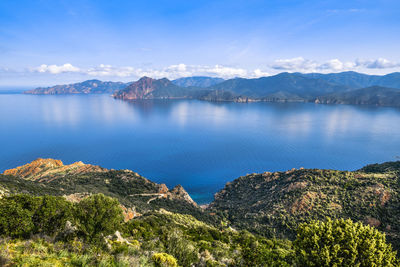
left=24, top=79, right=128, bottom=94
left=0, top=158, right=200, bottom=217
left=23, top=72, right=400, bottom=107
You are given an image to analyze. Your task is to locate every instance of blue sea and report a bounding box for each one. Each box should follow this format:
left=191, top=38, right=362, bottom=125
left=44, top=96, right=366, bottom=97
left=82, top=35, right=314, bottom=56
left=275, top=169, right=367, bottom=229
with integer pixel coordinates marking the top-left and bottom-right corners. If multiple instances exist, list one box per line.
left=1, top=94, right=400, bottom=204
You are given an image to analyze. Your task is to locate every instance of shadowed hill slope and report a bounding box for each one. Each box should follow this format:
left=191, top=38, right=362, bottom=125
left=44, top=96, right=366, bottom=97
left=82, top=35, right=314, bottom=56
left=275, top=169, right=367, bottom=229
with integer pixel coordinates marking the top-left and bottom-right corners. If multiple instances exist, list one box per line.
left=208, top=161, right=400, bottom=248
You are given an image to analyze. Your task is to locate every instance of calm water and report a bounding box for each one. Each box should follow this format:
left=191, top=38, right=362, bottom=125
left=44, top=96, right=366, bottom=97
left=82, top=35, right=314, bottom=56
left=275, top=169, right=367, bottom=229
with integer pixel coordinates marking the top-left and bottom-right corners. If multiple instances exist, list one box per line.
left=1, top=94, right=400, bottom=204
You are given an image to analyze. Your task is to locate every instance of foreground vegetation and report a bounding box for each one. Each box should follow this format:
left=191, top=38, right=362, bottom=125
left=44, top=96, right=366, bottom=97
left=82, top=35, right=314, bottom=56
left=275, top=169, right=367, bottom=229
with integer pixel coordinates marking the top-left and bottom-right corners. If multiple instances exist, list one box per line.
left=0, top=193, right=398, bottom=266
left=1, top=159, right=400, bottom=265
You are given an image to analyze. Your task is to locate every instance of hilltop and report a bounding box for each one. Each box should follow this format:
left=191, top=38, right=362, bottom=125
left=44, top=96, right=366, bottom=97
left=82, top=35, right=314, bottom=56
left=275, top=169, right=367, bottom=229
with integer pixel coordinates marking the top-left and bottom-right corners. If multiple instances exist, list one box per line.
left=208, top=161, right=400, bottom=248
left=0, top=158, right=201, bottom=218
left=112, top=77, right=191, bottom=100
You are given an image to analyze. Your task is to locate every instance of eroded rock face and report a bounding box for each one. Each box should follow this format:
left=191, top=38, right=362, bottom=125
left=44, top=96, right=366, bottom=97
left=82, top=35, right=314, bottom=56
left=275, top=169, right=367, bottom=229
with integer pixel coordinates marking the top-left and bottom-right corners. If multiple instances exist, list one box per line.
left=113, top=76, right=183, bottom=100
left=113, top=77, right=156, bottom=99
left=169, top=185, right=197, bottom=207
left=2, top=158, right=107, bottom=181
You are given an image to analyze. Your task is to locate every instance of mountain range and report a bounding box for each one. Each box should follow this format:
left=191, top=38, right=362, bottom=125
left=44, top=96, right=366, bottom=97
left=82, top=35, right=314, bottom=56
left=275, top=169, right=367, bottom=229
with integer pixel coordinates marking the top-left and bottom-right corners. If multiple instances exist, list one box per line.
left=24, top=72, right=400, bottom=107
left=172, top=76, right=224, bottom=88
left=24, top=80, right=127, bottom=95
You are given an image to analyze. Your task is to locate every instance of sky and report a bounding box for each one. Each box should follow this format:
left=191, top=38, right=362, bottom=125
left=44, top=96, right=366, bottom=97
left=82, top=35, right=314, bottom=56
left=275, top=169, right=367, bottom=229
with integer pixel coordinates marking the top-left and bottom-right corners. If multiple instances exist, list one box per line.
left=1, top=0, right=400, bottom=86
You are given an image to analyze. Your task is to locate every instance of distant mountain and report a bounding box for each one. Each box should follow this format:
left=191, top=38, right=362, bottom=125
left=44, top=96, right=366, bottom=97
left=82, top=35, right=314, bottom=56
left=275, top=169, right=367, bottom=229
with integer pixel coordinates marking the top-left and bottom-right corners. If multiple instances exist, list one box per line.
left=315, top=86, right=400, bottom=107
left=24, top=80, right=127, bottom=95
left=22, top=72, right=400, bottom=107
left=113, top=76, right=193, bottom=100
left=207, top=72, right=350, bottom=101
left=303, top=71, right=400, bottom=89
left=172, top=76, right=224, bottom=88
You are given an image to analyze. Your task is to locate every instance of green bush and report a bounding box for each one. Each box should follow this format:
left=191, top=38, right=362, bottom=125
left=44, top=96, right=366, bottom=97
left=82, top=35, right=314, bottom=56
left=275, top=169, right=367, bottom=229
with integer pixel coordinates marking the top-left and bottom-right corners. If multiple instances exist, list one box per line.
left=294, top=218, right=398, bottom=266
left=0, top=194, right=73, bottom=238
left=0, top=197, right=35, bottom=237
left=152, top=252, right=178, bottom=267
left=33, top=195, right=73, bottom=234
left=74, top=194, right=124, bottom=241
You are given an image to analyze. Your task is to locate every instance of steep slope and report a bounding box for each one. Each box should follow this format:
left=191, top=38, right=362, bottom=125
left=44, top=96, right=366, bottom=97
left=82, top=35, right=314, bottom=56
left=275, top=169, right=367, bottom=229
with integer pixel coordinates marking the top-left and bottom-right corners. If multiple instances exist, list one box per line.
left=113, top=77, right=191, bottom=100
left=303, top=71, right=400, bottom=89
left=172, top=76, right=224, bottom=88
left=24, top=80, right=127, bottom=94
left=208, top=72, right=350, bottom=100
left=315, top=86, right=400, bottom=107
left=0, top=158, right=201, bottom=218
left=208, top=161, right=400, bottom=247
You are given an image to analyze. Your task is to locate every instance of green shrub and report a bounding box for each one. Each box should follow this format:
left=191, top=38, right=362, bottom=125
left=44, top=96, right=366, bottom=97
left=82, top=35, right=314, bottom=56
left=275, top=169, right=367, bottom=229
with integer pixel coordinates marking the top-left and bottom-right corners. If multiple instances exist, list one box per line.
left=33, top=195, right=73, bottom=235
left=74, top=194, right=124, bottom=241
left=0, top=194, right=73, bottom=238
left=152, top=252, right=178, bottom=267
left=294, top=218, right=398, bottom=266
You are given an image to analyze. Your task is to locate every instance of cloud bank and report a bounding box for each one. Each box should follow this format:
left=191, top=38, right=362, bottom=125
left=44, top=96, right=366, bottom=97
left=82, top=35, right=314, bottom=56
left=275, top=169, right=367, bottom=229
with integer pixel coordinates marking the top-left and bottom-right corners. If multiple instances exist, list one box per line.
left=271, top=57, right=400, bottom=73
left=32, top=63, right=266, bottom=79
left=34, top=63, right=81, bottom=74
left=20, top=57, right=400, bottom=81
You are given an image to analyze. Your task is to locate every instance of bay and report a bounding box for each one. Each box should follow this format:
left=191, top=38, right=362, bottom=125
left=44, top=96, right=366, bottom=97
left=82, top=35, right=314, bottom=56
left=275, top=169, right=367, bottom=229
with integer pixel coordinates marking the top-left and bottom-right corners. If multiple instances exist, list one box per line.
left=1, top=94, right=400, bottom=204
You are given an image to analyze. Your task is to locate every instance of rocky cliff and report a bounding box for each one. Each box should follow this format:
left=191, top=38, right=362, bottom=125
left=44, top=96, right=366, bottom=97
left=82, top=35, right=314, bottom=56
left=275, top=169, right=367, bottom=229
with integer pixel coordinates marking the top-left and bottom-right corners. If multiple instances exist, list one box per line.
left=113, top=76, right=188, bottom=100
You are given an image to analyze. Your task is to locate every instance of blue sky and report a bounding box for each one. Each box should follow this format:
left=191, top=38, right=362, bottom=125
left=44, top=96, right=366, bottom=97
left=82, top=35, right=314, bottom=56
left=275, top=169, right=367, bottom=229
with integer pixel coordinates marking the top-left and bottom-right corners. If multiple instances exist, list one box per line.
left=1, top=0, right=400, bottom=86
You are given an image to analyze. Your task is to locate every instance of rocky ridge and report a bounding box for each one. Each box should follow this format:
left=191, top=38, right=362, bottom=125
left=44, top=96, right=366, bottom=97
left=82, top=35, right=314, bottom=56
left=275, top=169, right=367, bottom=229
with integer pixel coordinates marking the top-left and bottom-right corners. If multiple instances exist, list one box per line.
left=1, top=158, right=201, bottom=219
left=207, top=162, right=400, bottom=247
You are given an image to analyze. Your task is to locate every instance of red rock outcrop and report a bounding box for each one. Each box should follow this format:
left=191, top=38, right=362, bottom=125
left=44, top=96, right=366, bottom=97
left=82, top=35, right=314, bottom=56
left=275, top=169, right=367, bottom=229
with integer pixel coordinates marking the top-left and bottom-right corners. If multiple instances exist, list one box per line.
left=3, top=158, right=106, bottom=181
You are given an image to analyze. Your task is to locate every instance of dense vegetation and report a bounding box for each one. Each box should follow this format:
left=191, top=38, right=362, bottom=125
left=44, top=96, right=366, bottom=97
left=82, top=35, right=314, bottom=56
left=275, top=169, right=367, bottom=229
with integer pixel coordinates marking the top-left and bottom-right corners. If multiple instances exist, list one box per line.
left=0, top=158, right=211, bottom=223
left=316, top=86, right=400, bottom=107
left=1, top=194, right=396, bottom=266
left=0, top=193, right=293, bottom=266
left=294, top=218, right=397, bottom=266
left=208, top=161, right=400, bottom=250
left=1, top=159, right=400, bottom=265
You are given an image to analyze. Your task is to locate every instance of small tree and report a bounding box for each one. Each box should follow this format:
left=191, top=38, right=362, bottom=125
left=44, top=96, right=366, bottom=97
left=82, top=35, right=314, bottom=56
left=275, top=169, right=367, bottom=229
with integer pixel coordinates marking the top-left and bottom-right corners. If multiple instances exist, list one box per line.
left=0, top=197, right=35, bottom=237
left=74, top=194, right=124, bottom=241
left=294, top=218, right=398, bottom=266
left=32, top=195, right=73, bottom=234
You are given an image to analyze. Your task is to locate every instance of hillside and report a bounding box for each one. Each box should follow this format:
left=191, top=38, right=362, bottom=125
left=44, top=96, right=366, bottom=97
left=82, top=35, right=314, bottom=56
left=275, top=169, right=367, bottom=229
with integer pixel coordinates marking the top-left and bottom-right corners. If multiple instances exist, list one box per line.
left=172, top=76, right=224, bottom=88
left=315, top=86, right=400, bottom=107
left=113, top=77, right=193, bottom=100
left=24, top=80, right=127, bottom=94
left=207, top=72, right=350, bottom=101
left=1, top=159, right=400, bottom=265
left=0, top=158, right=203, bottom=219
left=304, top=71, right=400, bottom=89
left=21, top=72, right=400, bottom=107
left=208, top=161, right=400, bottom=248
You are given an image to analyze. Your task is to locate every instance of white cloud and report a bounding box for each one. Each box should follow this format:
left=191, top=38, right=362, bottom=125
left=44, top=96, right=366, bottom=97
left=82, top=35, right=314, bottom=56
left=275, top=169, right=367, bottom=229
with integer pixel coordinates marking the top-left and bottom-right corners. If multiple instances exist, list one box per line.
left=83, top=63, right=251, bottom=79
left=356, top=58, right=399, bottom=69
left=26, top=58, right=400, bottom=80
left=34, top=63, right=80, bottom=74
left=252, top=69, right=270, bottom=78
left=271, top=57, right=399, bottom=73
left=86, top=64, right=137, bottom=77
